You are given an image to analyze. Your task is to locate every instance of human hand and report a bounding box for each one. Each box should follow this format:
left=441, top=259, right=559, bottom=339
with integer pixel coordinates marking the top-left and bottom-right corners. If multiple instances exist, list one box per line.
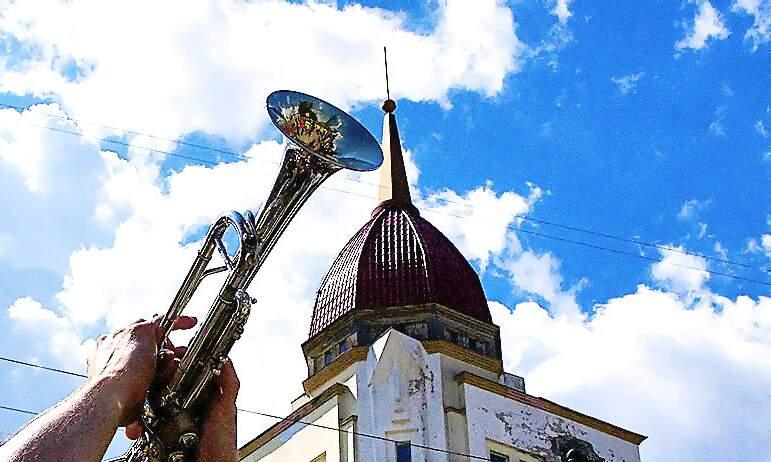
left=197, top=359, right=240, bottom=462
left=86, top=315, right=197, bottom=422
left=123, top=352, right=240, bottom=462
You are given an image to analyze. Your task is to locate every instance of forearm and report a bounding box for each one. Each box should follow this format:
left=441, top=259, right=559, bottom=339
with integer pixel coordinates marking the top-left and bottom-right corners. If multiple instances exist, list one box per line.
left=0, top=377, right=123, bottom=462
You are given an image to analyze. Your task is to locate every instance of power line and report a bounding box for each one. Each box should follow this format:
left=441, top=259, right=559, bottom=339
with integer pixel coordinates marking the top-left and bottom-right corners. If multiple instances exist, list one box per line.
left=0, top=356, right=87, bottom=378
left=238, top=408, right=490, bottom=460
left=0, top=405, right=37, bottom=416
left=5, top=100, right=768, bottom=275
left=422, top=209, right=771, bottom=287
left=0, top=403, right=490, bottom=460
left=0, top=102, right=257, bottom=164
left=5, top=100, right=767, bottom=275
left=0, top=357, right=491, bottom=460
left=507, top=214, right=769, bottom=274
left=3, top=101, right=769, bottom=283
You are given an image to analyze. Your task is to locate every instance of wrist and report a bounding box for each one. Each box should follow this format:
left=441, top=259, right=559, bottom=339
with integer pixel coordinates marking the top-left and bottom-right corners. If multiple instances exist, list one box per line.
left=84, top=373, right=139, bottom=423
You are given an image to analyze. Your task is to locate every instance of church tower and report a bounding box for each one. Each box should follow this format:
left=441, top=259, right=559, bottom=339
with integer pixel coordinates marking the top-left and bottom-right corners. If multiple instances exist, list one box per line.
left=239, top=98, right=646, bottom=462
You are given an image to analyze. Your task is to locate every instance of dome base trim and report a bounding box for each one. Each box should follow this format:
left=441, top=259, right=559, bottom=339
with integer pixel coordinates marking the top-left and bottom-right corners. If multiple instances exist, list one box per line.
left=302, top=302, right=502, bottom=381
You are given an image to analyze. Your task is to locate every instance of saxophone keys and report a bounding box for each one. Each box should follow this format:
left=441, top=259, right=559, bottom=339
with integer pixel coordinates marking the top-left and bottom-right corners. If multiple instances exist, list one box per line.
left=179, top=432, right=198, bottom=448
left=168, top=452, right=186, bottom=462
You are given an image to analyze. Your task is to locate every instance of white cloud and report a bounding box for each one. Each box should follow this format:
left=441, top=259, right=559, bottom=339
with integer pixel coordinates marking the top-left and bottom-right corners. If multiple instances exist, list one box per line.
left=0, top=104, right=119, bottom=274
left=0, top=0, right=523, bottom=140
left=7, top=297, right=87, bottom=369
left=697, top=222, right=709, bottom=239
left=419, top=182, right=541, bottom=270
left=731, top=0, right=771, bottom=51
left=709, top=105, right=727, bottom=136
left=755, top=119, right=769, bottom=138
left=714, top=240, right=728, bottom=259
left=746, top=234, right=771, bottom=258
left=491, top=287, right=771, bottom=461
left=550, top=0, right=573, bottom=25
left=651, top=246, right=709, bottom=294
left=611, top=72, right=645, bottom=95
left=676, top=1, right=731, bottom=51
left=677, top=198, right=711, bottom=220
left=499, top=250, right=585, bottom=319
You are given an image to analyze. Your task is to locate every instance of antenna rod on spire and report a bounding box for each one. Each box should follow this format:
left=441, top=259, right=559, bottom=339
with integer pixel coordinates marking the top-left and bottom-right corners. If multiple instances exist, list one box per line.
left=383, top=46, right=391, bottom=100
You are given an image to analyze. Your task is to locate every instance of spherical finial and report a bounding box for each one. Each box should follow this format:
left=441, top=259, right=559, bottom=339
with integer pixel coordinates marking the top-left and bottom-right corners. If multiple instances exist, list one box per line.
left=382, top=99, right=396, bottom=113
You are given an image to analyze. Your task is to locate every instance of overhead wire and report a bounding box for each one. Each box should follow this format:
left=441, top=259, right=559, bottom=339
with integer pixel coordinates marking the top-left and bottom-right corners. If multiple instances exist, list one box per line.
left=0, top=405, right=37, bottom=417
left=0, top=356, right=490, bottom=460
left=424, top=210, right=771, bottom=287
left=2, top=100, right=768, bottom=273
left=0, top=356, right=87, bottom=378
left=1, top=101, right=769, bottom=285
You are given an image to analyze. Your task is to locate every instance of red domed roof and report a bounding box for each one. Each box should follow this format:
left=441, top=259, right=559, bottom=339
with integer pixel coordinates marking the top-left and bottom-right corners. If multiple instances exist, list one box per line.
left=309, top=199, right=492, bottom=338
left=309, top=99, right=492, bottom=338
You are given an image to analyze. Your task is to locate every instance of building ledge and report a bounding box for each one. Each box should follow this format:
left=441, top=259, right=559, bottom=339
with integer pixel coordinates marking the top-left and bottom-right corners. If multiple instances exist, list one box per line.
left=423, top=340, right=503, bottom=375
left=238, top=383, right=350, bottom=460
left=303, top=346, right=369, bottom=395
left=456, top=371, right=647, bottom=446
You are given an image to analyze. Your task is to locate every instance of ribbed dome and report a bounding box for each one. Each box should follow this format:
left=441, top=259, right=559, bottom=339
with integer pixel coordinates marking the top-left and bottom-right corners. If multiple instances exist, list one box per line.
left=309, top=200, right=492, bottom=338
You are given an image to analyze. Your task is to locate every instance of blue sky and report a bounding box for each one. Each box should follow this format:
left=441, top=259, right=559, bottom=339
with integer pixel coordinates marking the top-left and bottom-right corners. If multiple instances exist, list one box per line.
left=0, top=1, right=769, bottom=460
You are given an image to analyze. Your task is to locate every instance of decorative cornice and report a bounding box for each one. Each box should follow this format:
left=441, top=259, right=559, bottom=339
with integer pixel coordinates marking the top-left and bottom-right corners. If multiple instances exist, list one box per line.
left=423, top=340, right=503, bottom=375
left=303, top=346, right=369, bottom=395
left=238, top=383, right=349, bottom=460
left=303, top=302, right=500, bottom=356
left=456, top=372, right=647, bottom=446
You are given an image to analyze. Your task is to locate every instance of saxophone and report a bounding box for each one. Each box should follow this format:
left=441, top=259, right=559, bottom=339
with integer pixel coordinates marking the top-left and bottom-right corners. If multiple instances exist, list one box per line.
left=114, top=91, right=383, bottom=462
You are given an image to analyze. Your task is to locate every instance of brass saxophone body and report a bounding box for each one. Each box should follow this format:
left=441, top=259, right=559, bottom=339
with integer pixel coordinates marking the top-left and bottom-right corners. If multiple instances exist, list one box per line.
left=113, top=91, right=383, bottom=462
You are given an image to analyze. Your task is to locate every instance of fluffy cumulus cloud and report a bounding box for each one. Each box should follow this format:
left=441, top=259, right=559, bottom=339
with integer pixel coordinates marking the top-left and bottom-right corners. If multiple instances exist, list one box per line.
left=676, top=1, right=731, bottom=51
left=7, top=297, right=87, bottom=370
left=731, top=0, right=771, bottom=51
left=500, top=250, right=585, bottom=319
left=0, top=104, right=120, bottom=274
left=419, top=181, right=542, bottom=270
left=651, top=246, right=710, bottom=294
left=491, top=287, right=771, bottom=461
left=0, top=0, right=523, bottom=140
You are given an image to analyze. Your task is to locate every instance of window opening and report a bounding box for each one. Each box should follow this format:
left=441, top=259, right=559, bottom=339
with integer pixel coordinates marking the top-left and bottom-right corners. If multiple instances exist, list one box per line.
left=490, top=451, right=508, bottom=462
left=395, top=441, right=412, bottom=462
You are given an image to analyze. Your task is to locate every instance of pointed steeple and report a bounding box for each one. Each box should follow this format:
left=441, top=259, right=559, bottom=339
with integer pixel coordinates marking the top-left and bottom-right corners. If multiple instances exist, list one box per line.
left=378, top=98, right=412, bottom=204
left=378, top=47, right=412, bottom=205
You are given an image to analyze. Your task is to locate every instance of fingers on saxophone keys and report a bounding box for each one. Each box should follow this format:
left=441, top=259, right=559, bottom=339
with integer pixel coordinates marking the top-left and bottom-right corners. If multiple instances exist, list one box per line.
left=159, top=346, right=187, bottom=359
left=174, top=315, right=198, bottom=330
left=155, top=315, right=197, bottom=332
left=157, top=348, right=186, bottom=383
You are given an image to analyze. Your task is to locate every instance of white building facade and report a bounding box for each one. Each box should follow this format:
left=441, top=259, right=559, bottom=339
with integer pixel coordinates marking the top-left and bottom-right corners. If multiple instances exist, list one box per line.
left=239, top=99, right=645, bottom=462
